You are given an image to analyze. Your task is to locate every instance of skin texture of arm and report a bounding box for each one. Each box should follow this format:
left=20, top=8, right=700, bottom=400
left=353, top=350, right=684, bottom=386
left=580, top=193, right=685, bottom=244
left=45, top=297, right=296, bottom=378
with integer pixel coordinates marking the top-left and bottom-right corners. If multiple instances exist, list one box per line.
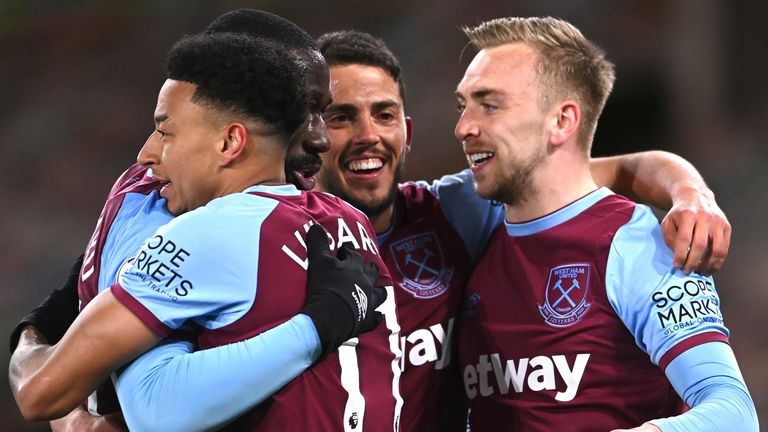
left=49, top=404, right=126, bottom=432
left=590, top=150, right=730, bottom=274
left=10, top=289, right=160, bottom=421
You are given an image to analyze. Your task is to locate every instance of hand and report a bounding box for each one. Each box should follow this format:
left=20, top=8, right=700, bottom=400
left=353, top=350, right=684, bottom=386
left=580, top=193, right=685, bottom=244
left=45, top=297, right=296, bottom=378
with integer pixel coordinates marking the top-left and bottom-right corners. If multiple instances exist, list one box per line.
left=50, top=404, right=127, bottom=432
left=9, top=254, right=83, bottom=352
left=300, top=224, right=387, bottom=359
left=611, top=423, right=661, bottom=432
left=660, top=186, right=731, bottom=274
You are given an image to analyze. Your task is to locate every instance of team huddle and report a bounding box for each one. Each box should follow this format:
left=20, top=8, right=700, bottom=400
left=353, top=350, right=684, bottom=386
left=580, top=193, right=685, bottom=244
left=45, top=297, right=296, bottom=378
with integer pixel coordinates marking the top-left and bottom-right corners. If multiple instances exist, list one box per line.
left=9, top=9, right=758, bottom=432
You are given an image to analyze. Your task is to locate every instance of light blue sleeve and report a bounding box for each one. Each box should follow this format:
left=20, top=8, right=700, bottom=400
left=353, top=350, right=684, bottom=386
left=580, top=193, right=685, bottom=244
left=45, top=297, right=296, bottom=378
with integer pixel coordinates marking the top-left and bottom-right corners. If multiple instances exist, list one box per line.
left=117, top=200, right=276, bottom=332
left=606, top=205, right=757, bottom=430
left=605, top=205, right=728, bottom=365
left=650, top=342, right=758, bottom=432
left=116, top=314, right=321, bottom=432
left=416, top=169, right=504, bottom=263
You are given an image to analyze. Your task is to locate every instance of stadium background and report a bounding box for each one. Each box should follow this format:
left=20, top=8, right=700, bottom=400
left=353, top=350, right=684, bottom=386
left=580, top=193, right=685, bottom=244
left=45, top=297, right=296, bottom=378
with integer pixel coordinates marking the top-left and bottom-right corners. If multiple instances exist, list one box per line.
left=1, top=1, right=765, bottom=429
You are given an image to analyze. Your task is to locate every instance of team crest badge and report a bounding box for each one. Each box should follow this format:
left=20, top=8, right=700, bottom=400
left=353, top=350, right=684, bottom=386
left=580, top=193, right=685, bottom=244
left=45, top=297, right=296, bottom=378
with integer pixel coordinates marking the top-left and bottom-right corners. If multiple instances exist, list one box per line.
left=389, top=232, right=453, bottom=299
left=538, top=263, right=591, bottom=327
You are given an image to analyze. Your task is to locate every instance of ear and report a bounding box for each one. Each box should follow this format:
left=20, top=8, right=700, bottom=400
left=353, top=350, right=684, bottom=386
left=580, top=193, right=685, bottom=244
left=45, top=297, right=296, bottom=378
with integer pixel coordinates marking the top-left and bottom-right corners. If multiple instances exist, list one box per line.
left=219, top=122, right=249, bottom=166
left=404, top=116, right=414, bottom=154
left=549, top=101, right=580, bottom=147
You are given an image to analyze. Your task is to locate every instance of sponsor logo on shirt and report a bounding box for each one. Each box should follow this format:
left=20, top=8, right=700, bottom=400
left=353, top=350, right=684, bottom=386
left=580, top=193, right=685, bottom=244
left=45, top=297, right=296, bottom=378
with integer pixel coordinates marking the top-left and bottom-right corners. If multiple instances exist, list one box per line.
left=124, top=234, right=193, bottom=302
left=652, top=276, right=723, bottom=336
left=389, top=232, right=453, bottom=299
left=539, top=264, right=592, bottom=328
left=463, top=353, right=590, bottom=402
left=400, top=317, right=455, bottom=371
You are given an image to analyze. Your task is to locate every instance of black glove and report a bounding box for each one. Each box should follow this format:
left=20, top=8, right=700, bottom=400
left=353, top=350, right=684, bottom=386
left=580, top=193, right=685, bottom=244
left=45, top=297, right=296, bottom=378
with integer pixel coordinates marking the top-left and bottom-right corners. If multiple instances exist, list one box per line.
left=300, top=224, right=387, bottom=359
left=9, top=254, right=83, bottom=353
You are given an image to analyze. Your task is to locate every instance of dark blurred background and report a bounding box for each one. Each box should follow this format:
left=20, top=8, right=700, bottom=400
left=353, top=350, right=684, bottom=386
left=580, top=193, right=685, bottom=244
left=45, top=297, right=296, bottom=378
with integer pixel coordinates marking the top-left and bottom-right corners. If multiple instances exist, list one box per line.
left=1, top=1, right=765, bottom=430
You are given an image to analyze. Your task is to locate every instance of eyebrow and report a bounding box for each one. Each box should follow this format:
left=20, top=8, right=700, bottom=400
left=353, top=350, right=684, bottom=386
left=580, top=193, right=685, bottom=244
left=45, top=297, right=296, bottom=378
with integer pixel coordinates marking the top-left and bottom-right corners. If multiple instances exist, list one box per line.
left=326, top=99, right=401, bottom=112
left=154, top=114, right=168, bottom=125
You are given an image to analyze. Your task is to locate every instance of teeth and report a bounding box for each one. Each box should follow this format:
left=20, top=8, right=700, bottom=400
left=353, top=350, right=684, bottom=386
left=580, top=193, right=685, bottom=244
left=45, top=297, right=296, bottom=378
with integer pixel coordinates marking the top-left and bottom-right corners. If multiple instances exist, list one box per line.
left=348, top=158, right=383, bottom=172
left=467, top=152, right=494, bottom=164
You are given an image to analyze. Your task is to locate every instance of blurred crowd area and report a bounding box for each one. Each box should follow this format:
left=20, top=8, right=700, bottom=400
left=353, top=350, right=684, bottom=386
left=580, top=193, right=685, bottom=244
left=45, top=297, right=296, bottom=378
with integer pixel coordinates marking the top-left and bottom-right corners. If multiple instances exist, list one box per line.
left=1, top=0, right=765, bottom=430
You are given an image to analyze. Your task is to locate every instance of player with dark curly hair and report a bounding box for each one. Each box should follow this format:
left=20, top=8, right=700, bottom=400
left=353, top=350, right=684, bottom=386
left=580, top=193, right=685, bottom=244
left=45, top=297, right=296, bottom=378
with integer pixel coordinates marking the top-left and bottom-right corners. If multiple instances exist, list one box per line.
left=11, top=17, right=402, bottom=432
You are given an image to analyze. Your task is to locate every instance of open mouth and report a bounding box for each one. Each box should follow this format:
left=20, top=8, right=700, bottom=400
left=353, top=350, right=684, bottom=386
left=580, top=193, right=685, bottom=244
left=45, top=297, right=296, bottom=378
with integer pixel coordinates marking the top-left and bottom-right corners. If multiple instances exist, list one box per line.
left=287, top=156, right=322, bottom=191
left=345, top=157, right=385, bottom=176
left=466, top=151, right=495, bottom=169
left=146, top=169, right=172, bottom=195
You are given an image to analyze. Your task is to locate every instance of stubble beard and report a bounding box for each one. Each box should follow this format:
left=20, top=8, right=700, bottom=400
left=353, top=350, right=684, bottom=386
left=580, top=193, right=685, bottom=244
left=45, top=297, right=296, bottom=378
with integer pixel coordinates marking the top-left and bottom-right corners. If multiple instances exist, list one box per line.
left=320, top=158, right=405, bottom=219
left=479, top=148, right=546, bottom=207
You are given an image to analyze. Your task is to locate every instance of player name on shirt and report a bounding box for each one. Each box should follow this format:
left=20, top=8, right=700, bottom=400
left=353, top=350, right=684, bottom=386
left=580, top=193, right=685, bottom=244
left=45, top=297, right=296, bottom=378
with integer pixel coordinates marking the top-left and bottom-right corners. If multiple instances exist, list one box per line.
left=283, top=218, right=379, bottom=270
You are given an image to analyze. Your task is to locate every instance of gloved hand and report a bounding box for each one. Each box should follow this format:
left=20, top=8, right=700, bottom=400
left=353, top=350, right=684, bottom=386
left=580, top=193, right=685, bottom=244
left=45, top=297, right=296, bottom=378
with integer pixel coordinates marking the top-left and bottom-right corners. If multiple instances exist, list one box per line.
left=9, top=254, right=83, bottom=353
left=300, top=224, right=387, bottom=359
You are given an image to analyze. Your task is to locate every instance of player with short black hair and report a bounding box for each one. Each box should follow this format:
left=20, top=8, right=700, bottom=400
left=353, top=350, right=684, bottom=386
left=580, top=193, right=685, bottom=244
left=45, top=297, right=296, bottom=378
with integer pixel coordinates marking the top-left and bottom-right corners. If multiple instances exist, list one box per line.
left=318, top=30, right=406, bottom=103
left=166, top=32, right=309, bottom=138
left=11, top=18, right=401, bottom=432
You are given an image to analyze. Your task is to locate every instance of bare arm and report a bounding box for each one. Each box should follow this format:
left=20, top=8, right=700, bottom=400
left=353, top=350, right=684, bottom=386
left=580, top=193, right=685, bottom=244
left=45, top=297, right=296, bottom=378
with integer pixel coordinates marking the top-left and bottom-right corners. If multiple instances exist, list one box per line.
left=590, top=151, right=731, bottom=274
left=50, top=404, right=127, bottom=432
left=11, top=289, right=160, bottom=421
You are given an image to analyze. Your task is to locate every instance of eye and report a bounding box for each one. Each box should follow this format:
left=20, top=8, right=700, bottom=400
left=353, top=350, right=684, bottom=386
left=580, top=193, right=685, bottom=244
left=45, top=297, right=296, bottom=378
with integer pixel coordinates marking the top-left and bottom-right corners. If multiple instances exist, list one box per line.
left=324, top=113, right=350, bottom=124
left=455, top=102, right=466, bottom=113
left=481, top=103, right=497, bottom=112
left=377, top=111, right=396, bottom=122
left=156, top=129, right=167, bottom=138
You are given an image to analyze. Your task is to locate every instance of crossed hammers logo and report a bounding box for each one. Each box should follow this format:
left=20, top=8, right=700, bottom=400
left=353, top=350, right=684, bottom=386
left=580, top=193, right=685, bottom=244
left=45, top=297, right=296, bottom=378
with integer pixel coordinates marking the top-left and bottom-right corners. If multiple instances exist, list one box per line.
left=404, top=248, right=440, bottom=281
left=551, top=278, right=581, bottom=309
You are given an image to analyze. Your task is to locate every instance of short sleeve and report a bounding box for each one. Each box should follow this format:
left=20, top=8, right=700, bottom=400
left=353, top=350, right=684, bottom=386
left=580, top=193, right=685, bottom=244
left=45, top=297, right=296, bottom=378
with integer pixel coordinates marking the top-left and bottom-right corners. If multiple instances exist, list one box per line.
left=111, top=200, right=276, bottom=336
left=418, top=169, right=504, bottom=263
left=605, top=205, right=729, bottom=369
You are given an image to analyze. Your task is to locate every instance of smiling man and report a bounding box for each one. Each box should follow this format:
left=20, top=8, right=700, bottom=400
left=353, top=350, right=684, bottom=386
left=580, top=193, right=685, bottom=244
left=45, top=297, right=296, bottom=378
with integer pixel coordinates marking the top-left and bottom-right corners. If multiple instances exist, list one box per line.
left=455, top=16, right=757, bottom=432
left=312, top=30, right=734, bottom=431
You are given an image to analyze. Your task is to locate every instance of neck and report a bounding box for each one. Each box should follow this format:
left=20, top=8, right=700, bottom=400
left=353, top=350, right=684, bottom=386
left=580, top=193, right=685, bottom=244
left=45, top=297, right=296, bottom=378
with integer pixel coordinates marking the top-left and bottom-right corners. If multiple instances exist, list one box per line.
left=370, top=205, right=395, bottom=235
left=504, top=154, right=597, bottom=223
left=216, top=160, right=285, bottom=198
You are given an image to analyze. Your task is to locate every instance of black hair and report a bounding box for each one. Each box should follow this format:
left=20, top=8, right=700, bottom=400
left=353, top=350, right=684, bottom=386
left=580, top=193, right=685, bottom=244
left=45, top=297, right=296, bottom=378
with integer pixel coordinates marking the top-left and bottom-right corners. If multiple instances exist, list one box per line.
left=205, top=9, right=317, bottom=51
left=165, top=32, right=309, bottom=138
left=316, top=30, right=406, bottom=102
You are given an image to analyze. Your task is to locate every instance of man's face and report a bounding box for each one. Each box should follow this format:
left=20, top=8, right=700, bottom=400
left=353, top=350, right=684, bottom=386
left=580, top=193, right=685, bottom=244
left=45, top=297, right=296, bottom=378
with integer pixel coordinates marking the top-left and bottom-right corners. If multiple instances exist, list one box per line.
left=284, top=55, right=332, bottom=191
left=318, top=64, right=411, bottom=218
left=138, top=79, right=223, bottom=215
left=455, top=43, right=548, bottom=206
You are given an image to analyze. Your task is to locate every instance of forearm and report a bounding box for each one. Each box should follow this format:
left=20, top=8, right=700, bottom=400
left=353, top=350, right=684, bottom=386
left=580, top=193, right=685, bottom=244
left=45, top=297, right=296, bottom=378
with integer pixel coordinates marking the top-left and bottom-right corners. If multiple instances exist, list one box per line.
left=12, top=290, right=160, bottom=421
left=116, top=314, right=320, bottom=432
left=9, top=326, right=53, bottom=407
left=591, top=151, right=710, bottom=210
left=50, top=404, right=127, bottom=432
left=652, top=342, right=758, bottom=432
left=652, top=384, right=757, bottom=432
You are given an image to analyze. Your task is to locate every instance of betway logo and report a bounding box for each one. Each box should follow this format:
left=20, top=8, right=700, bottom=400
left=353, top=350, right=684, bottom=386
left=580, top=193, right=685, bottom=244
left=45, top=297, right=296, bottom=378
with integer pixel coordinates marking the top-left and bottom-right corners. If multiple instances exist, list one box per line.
left=400, top=318, right=454, bottom=371
left=463, top=353, right=590, bottom=402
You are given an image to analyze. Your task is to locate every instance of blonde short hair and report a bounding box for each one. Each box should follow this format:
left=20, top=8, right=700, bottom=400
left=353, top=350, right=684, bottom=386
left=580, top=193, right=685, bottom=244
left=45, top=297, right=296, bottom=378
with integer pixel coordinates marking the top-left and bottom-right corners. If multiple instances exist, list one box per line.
left=463, top=17, right=615, bottom=151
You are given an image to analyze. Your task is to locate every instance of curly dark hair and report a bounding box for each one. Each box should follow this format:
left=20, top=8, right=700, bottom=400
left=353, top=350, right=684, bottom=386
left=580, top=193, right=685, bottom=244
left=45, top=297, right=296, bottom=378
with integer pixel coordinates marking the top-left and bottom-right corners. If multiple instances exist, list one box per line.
left=204, top=9, right=317, bottom=51
left=165, top=32, right=309, bottom=139
left=317, top=30, right=405, bottom=102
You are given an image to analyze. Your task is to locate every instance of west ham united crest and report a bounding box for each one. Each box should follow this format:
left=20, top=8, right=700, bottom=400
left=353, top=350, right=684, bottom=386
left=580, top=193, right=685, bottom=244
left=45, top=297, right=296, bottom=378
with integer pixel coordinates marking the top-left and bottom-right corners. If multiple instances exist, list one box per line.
left=539, top=263, right=591, bottom=327
left=389, top=232, right=453, bottom=298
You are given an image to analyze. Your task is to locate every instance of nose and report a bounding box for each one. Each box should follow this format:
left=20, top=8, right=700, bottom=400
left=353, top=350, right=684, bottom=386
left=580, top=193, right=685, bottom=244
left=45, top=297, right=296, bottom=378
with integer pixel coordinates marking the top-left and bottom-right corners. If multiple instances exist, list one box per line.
left=352, top=115, right=380, bottom=146
left=137, top=131, right=161, bottom=167
left=303, top=114, right=330, bottom=155
left=454, top=110, right=480, bottom=143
